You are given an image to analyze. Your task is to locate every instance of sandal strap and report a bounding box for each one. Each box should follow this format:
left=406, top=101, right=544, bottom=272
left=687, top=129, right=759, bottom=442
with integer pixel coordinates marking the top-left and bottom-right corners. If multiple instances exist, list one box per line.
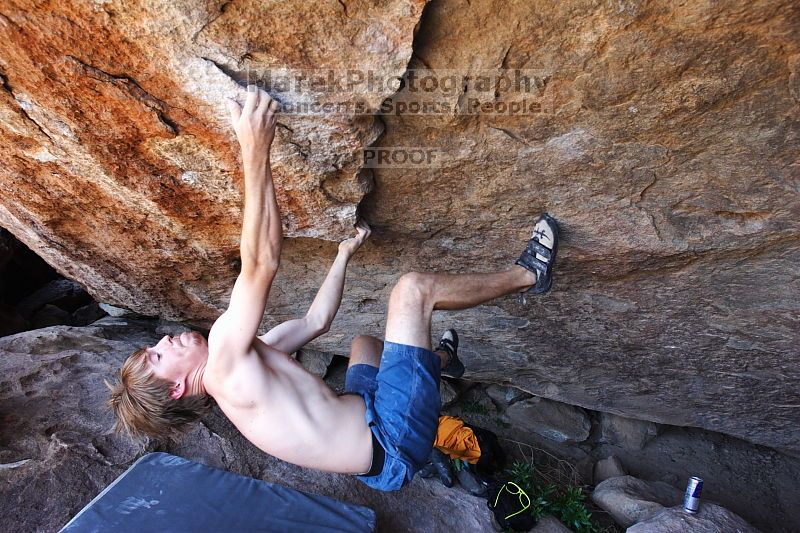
left=439, top=338, right=456, bottom=356
left=438, top=338, right=458, bottom=369
left=516, top=251, right=549, bottom=275
left=526, top=239, right=552, bottom=259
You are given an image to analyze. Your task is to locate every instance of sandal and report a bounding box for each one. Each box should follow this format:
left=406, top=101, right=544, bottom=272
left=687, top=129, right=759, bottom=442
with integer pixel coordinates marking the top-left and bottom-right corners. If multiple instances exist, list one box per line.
left=515, top=213, right=559, bottom=295
left=438, top=329, right=464, bottom=379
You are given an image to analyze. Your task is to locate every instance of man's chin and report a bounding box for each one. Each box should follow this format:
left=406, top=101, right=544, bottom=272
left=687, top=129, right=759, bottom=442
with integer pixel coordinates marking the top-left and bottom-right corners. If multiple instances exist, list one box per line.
left=181, top=331, right=205, bottom=345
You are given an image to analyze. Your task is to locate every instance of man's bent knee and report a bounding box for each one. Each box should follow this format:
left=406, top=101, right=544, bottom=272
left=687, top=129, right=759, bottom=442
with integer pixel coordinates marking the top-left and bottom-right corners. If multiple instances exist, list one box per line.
left=390, top=272, right=432, bottom=308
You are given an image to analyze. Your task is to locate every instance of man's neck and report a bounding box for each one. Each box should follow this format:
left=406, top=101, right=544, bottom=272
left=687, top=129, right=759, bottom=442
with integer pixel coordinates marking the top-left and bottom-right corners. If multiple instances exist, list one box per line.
left=187, top=361, right=208, bottom=396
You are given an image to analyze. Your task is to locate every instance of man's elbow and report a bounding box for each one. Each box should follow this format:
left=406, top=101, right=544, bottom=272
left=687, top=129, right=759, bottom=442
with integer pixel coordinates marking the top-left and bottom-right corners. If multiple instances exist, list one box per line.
left=305, top=314, right=331, bottom=336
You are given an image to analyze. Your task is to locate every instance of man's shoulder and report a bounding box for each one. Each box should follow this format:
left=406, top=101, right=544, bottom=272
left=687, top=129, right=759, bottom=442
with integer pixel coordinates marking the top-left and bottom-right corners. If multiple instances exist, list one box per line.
left=205, top=324, right=262, bottom=379
left=203, top=341, right=266, bottom=410
left=207, top=314, right=250, bottom=358
left=207, top=313, right=231, bottom=349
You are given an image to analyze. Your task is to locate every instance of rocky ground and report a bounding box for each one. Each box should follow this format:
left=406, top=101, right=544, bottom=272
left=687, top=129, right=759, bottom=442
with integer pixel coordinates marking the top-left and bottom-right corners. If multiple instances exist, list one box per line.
left=1, top=0, right=798, bottom=459
left=445, top=382, right=800, bottom=532
left=2, top=313, right=798, bottom=532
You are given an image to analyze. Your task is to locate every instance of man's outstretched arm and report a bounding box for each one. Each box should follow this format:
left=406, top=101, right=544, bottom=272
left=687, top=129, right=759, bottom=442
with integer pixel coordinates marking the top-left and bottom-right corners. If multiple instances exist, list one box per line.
left=210, top=86, right=282, bottom=360
left=260, top=220, right=371, bottom=355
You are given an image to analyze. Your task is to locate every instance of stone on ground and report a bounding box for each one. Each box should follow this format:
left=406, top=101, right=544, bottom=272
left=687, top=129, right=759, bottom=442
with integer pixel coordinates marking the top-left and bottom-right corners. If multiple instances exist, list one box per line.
left=99, top=303, right=142, bottom=318
left=71, top=302, right=107, bottom=326
left=486, top=383, right=532, bottom=407
left=16, top=279, right=89, bottom=319
left=440, top=379, right=460, bottom=408
left=30, top=303, right=73, bottom=328
left=628, top=503, right=759, bottom=533
left=593, top=455, right=627, bottom=484
left=591, top=475, right=683, bottom=528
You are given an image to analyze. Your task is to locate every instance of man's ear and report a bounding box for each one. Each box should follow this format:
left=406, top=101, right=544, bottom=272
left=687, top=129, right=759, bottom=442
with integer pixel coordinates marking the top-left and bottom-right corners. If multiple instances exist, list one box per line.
left=169, top=382, right=184, bottom=400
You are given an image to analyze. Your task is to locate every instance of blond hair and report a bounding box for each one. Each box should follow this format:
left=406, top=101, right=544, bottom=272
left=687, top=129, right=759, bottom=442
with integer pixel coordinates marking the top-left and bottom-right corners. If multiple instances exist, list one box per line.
left=106, top=347, right=210, bottom=444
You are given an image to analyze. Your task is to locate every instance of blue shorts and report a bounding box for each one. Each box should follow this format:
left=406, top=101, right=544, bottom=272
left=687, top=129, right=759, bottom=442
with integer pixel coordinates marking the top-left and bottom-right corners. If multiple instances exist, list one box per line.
left=345, top=340, right=441, bottom=491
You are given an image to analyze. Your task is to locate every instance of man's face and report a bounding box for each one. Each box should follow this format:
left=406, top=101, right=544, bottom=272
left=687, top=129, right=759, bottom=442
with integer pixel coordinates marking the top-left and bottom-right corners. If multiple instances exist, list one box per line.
left=145, top=332, right=208, bottom=394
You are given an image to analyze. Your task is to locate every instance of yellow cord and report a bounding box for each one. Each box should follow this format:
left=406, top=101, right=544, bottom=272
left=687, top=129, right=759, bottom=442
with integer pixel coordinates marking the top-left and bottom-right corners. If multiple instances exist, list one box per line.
left=492, top=481, right=531, bottom=520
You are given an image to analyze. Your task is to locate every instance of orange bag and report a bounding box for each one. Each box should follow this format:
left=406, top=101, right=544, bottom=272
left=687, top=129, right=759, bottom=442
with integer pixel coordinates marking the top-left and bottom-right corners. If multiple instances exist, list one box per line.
left=434, top=415, right=481, bottom=464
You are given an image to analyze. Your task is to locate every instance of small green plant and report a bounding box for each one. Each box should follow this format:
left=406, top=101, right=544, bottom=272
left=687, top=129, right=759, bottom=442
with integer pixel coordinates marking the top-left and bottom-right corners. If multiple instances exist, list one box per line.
left=555, top=487, right=595, bottom=533
left=505, top=460, right=535, bottom=492
left=503, top=461, right=605, bottom=533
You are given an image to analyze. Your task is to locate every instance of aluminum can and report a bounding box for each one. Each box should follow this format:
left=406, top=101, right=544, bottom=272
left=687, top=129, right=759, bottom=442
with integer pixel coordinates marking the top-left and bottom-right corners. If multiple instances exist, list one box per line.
left=683, top=476, right=703, bottom=513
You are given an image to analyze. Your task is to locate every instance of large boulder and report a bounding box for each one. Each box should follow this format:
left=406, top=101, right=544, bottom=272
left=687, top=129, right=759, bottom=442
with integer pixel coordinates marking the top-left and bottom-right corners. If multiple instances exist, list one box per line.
left=0, top=0, right=425, bottom=321
left=0, top=0, right=798, bottom=458
left=591, top=475, right=683, bottom=528
left=628, top=503, right=759, bottom=533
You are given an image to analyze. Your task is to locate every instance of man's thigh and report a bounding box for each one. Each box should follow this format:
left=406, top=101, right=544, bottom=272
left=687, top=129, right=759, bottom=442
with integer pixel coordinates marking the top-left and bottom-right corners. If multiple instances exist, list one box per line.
left=349, top=334, right=383, bottom=368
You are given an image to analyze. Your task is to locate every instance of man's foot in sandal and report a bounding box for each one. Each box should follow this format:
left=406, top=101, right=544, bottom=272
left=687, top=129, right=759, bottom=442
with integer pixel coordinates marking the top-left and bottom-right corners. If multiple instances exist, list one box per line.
left=437, top=329, right=464, bottom=379
left=515, top=213, right=559, bottom=295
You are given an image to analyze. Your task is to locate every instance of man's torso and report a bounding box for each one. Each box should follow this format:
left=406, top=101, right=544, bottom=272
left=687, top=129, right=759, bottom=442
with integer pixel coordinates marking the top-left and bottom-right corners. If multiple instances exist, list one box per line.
left=204, top=336, right=373, bottom=474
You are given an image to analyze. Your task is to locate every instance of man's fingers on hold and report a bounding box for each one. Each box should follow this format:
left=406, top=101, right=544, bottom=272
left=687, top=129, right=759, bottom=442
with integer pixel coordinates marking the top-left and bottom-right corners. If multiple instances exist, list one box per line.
left=265, top=100, right=280, bottom=121
left=227, top=98, right=241, bottom=123
left=257, top=88, right=272, bottom=112
left=244, top=84, right=259, bottom=113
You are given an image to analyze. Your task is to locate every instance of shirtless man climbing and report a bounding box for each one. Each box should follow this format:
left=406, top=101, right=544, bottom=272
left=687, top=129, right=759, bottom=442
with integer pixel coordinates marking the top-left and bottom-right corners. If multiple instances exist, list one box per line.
left=108, top=85, right=559, bottom=491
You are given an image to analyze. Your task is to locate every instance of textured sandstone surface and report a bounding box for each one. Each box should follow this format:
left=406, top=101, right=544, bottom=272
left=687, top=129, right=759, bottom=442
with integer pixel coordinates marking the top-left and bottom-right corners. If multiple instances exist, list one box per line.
left=0, top=319, right=495, bottom=532
left=0, top=0, right=423, bottom=319
left=0, top=0, right=799, bottom=460
left=628, top=504, right=759, bottom=533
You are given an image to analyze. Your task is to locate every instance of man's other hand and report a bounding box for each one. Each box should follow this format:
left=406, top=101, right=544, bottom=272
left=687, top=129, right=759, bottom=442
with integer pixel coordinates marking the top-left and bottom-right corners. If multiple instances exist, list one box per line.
left=338, top=219, right=371, bottom=258
left=227, top=85, right=279, bottom=164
